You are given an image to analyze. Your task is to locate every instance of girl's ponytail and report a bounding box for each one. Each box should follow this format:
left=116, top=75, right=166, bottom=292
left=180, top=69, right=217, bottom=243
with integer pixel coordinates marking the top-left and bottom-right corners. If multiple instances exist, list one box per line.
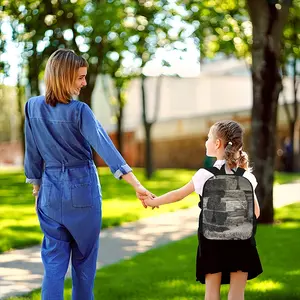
left=238, top=150, right=249, bottom=170
left=225, top=146, right=250, bottom=170
left=224, top=142, right=239, bottom=169
left=213, top=120, right=251, bottom=171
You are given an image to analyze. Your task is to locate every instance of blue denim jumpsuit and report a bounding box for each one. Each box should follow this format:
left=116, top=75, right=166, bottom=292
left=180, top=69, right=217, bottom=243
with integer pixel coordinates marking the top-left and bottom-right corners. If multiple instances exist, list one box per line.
left=24, top=96, right=132, bottom=300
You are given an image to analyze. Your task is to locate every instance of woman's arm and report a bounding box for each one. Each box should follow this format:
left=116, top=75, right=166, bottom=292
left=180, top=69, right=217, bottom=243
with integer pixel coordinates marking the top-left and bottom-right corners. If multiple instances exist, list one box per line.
left=121, top=172, right=142, bottom=190
left=24, top=101, right=44, bottom=186
left=79, top=103, right=132, bottom=180
left=145, top=181, right=195, bottom=207
left=79, top=104, right=155, bottom=207
left=121, top=172, right=154, bottom=208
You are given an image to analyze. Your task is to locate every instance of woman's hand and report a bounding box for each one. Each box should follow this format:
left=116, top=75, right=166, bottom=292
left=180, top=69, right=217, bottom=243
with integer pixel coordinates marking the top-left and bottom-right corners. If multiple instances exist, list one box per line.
left=32, top=185, right=39, bottom=212
left=35, top=196, right=38, bottom=212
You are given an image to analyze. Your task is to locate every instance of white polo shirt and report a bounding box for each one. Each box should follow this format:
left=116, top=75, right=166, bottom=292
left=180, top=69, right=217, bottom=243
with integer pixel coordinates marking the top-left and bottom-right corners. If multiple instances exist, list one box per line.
left=192, top=160, right=258, bottom=196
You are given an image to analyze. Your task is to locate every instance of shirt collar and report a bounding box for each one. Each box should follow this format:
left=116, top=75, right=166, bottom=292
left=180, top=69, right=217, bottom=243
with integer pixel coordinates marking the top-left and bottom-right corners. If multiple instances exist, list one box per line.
left=213, top=159, right=226, bottom=169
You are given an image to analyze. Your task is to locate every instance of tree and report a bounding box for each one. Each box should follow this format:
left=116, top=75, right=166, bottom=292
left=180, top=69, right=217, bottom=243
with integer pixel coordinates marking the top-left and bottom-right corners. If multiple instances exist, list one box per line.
left=3, top=0, right=136, bottom=107
left=181, top=0, right=295, bottom=223
left=128, top=0, right=175, bottom=178
left=247, top=0, right=292, bottom=223
left=141, top=73, right=164, bottom=178
left=3, top=0, right=179, bottom=173
left=16, top=64, right=26, bottom=163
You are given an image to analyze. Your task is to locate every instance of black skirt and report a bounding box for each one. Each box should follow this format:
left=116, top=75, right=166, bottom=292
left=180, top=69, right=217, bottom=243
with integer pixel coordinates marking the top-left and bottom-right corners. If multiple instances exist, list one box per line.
left=196, top=234, right=263, bottom=284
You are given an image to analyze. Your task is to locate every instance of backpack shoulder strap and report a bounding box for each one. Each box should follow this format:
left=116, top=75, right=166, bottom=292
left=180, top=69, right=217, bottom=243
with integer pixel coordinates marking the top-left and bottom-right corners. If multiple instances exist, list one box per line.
left=233, top=167, right=246, bottom=176
left=204, top=167, right=221, bottom=176
left=220, top=164, right=226, bottom=174
left=204, top=163, right=227, bottom=176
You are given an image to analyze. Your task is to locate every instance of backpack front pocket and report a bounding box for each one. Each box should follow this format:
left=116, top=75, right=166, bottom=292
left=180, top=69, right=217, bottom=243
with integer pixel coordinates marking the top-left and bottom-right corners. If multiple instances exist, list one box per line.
left=71, top=182, right=92, bottom=208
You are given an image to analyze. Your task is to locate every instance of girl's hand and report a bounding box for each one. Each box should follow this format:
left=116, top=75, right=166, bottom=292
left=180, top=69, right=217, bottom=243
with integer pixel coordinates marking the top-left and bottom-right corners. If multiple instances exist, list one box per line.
left=144, top=195, right=158, bottom=208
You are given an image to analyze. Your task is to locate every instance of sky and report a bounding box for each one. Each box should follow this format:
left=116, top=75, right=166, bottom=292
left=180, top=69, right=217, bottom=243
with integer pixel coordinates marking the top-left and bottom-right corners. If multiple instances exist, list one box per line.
left=1, top=18, right=201, bottom=86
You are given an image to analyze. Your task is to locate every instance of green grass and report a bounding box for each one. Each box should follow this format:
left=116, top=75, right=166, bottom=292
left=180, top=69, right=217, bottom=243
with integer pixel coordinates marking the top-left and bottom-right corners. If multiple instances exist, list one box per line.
left=0, top=167, right=197, bottom=253
left=0, top=168, right=299, bottom=254
left=7, top=203, right=300, bottom=300
left=274, top=171, right=300, bottom=185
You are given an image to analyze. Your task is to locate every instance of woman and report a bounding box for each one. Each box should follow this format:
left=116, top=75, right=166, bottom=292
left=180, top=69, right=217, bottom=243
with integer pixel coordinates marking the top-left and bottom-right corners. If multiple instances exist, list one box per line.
left=24, top=48, right=152, bottom=299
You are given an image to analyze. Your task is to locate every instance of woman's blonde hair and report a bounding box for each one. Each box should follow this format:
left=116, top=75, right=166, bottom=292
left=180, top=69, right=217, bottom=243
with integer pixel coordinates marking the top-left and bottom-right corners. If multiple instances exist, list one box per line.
left=211, top=120, right=250, bottom=170
left=44, top=49, right=88, bottom=106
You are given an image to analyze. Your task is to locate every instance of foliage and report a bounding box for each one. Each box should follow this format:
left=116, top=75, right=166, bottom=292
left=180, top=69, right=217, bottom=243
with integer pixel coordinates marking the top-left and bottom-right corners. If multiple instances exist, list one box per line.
left=180, top=0, right=251, bottom=62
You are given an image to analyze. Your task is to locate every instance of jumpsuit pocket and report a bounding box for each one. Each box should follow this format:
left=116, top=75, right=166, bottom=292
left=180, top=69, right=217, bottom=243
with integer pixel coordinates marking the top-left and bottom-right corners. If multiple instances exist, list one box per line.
left=71, top=182, right=93, bottom=208
left=40, top=184, right=52, bottom=208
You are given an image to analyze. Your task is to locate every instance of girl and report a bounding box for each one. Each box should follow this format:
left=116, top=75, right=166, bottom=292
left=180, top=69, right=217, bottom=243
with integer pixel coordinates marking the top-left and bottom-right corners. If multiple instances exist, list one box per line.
left=145, top=120, right=262, bottom=300
left=24, top=48, right=153, bottom=300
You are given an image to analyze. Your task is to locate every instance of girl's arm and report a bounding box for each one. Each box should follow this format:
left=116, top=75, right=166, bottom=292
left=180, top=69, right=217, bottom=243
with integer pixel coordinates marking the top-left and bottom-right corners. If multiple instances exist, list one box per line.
left=145, top=181, right=195, bottom=207
left=254, top=193, right=260, bottom=219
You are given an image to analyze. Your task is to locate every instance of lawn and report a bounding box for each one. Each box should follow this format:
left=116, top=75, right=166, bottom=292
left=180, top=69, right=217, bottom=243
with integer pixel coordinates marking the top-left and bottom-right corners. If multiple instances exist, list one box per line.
left=0, top=168, right=299, bottom=253
left=0, top=167, right=197, bottom=253
left=7, top=203, right=300, bottom=300
left=274, top=171, right=300, bottom=185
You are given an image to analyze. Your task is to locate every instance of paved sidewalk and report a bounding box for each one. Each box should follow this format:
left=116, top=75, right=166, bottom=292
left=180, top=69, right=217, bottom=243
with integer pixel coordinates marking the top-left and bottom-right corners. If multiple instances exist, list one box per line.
left=0, top=182, right=299, bottom=299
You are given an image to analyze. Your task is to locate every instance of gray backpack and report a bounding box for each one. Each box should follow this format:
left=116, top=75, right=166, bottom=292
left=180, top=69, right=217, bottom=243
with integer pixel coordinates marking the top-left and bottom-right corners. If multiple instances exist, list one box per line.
left=200, top=164, right=255, bottom=240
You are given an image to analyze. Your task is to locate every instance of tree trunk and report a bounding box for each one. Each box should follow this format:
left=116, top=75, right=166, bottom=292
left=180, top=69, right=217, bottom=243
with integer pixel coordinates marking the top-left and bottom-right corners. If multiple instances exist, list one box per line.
left=79, top=42, right=104, bottom=107
left=17, top=83, right=25, bottom=164
left=27, top=53, right=41, bottom=96
left=248, top=0, right=291, bottom=224
left=79, top=73, right=97, bottom=107
left=144, top=122, right=153, bottom=179
left=141, top=74, right=153, bottom=179
left=291, top=57, right=299, bottom=171
left=116, top=87, right=124, bottom=155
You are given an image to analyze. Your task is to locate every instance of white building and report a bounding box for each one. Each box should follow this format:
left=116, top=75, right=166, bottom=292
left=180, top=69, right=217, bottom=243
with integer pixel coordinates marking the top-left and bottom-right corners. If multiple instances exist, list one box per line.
left=91, top=58, right=297, bottom=142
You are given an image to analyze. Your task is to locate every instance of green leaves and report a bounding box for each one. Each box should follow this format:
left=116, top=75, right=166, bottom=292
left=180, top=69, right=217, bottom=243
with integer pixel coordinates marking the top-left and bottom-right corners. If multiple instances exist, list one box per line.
left=2, top=0, right=177, bottom=99
left=181, top=0, right=251, bottom=61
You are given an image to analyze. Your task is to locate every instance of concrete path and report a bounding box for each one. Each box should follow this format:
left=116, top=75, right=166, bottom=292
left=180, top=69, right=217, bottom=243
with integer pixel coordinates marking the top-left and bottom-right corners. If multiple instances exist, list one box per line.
left=0, top=182, right=299, bottom=299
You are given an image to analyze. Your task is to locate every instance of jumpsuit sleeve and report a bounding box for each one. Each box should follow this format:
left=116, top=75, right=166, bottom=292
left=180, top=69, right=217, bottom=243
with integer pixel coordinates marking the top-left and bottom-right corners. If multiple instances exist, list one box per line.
left=79, top=103, right=132, bottom=179
left=24, top=101, right=44, bottom=185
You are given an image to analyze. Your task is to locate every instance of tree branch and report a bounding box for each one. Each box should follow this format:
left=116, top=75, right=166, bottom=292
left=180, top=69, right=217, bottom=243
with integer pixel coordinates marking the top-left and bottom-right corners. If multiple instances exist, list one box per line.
left=152, top=74, right=163, bottom=124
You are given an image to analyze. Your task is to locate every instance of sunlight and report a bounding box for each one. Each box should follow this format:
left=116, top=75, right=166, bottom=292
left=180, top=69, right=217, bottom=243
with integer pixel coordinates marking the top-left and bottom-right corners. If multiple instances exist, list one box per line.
left=157, top=279, right=187, bottom=289
left=248, top=280, right=284, bottom=292
left=0, top=267, right=42, bottom=281
left=286, top=269, right=300, bottom=275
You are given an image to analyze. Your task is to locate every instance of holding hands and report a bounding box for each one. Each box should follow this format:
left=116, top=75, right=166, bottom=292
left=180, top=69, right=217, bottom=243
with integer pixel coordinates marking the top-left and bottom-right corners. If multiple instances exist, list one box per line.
left=121, top=172, right=158, bottom=209
left=135, top=185, right=158, bottom=209
left=144, top=193, right=159, bottom=208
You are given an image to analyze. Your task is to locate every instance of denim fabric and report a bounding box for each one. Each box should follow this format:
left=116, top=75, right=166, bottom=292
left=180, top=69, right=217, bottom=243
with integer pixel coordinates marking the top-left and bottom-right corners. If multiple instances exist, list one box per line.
left=24, top=95, right=132, bottom=185
left=24, top=95, right=132, bottom=299
left=37, top=162, right=101, bottom=300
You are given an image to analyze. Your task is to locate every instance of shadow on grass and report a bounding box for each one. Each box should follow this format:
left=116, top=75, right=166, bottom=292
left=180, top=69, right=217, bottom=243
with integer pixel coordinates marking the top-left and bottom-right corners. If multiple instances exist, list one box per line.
left=102, top=213, right=139, bottom=228
left=0, top=225, right=42, bottom=253
left=7, top=225, right=42, bottom=233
